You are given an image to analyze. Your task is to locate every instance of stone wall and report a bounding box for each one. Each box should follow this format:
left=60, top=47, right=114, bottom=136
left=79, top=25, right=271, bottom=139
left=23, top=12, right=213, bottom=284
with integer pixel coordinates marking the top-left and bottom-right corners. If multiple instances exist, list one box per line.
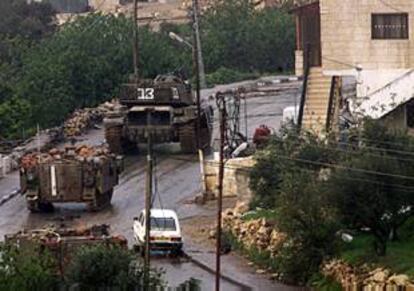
left=320, top=0, right=414, bottom=72
left=323, top=260, right=414, bottom=291
left=204, top=157, right=254, bottom=201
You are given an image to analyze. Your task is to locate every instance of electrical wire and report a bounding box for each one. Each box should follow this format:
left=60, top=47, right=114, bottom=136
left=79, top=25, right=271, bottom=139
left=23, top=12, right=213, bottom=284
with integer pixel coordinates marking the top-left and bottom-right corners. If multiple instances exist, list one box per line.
left=276, top=154, right=414, bottom=181
left=151, top=156, right=164, bottom=211
left=267, top=137, right=414, bottom=164
left=167, top=156, right=414, bottom=193
left=267, top=130, right=414, bottom=157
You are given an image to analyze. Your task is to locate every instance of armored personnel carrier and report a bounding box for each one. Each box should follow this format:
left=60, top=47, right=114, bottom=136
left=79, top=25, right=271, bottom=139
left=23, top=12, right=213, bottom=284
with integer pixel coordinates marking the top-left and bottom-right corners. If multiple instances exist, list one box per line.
left=104, top=75, right=213, bottom=154
left=19, top=145, right=123, bottom=212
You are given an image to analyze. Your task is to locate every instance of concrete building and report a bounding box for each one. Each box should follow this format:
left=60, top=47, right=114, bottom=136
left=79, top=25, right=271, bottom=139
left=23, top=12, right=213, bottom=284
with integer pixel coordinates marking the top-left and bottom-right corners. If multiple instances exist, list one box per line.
left=293, top=0, right=414, bottom=135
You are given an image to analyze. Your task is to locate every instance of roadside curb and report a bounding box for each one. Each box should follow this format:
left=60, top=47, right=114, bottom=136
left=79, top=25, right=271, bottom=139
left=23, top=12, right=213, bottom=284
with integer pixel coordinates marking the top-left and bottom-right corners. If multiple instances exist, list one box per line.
left=182, top=251, right=253, bottom=291
left=0, top=189, right=20, bottom=206
left=256, top=76, right=302, bottom=87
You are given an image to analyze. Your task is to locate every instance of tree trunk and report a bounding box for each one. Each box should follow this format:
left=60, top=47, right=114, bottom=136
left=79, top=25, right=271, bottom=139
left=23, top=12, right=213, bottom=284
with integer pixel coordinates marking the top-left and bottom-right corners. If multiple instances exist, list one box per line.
left=374, top=238, right=387, bottom=256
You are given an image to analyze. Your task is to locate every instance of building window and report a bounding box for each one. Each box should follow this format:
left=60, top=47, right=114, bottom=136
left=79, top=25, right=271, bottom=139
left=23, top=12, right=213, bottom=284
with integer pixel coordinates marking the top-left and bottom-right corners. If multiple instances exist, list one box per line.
left=372, top=13, right=409, bottom=39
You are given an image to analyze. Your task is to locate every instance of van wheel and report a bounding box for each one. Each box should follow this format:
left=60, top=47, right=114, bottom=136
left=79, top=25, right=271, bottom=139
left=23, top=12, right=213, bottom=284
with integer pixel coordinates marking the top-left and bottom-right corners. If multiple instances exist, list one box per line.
left=134, top=244, right=145, bottom=257
left=171, top=248, right=183, bottom=257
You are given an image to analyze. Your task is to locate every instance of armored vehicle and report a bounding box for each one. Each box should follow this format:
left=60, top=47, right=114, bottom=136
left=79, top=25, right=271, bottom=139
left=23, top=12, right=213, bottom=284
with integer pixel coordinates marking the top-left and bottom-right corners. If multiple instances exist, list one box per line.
left=5, top=224, right=127, bottom=274
left=20, top=145, right=123, bottom=212
left=104, top=75, right=213, bottom=154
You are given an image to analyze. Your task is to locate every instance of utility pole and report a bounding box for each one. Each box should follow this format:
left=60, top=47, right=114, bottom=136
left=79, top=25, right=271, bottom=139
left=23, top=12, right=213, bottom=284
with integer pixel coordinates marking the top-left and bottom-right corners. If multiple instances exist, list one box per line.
left=191, top=0, right=206, bottom=89
left=191, top=0, right=208, bottom=194
left=191, top=0, right=202, bottom=151
left=215, top=94, right=226, bottom=291
left=133, top=0, right=139, bottom=79
left=144, top=109, right=153, bottom=291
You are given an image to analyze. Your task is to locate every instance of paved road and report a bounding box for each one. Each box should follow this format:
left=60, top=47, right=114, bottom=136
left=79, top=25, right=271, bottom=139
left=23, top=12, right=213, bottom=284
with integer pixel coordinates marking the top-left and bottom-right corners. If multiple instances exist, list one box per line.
left=0, top=78, right=302, bottom=290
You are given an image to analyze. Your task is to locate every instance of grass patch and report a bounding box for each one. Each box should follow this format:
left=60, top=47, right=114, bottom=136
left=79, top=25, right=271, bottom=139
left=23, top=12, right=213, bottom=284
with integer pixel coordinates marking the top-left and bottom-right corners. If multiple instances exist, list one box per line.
left=241, top=209, right=279, bottom=222
left=340, top=218, right=414, bottom=278
left=223, top=231, right=278, bottom=272
left=205, top=67, right=260, bottom=87
left=309, top=273, right=342, bottom=291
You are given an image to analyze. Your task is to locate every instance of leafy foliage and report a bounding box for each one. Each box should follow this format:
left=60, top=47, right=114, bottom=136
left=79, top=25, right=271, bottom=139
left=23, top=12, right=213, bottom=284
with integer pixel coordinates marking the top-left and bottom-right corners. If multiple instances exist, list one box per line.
left=1, top=13, right=189, bottom=138
left=65, top=244, right=164, bottom=288
left=205, top=67, right=260, bottom=87
left=249, top=129, right=340, bottom=284
left=0, top=243, right=59, bottom=291
left=0, top=0, right=296, bottom=140
left=249, top=120, right=414, bottom=283
left=201, top=0, right=295, bottom=73
left=250, top=128, right=337, bottom=208
left=274, top=172, right=340, bottom=284
left=330, top=120, right=414, bottom=255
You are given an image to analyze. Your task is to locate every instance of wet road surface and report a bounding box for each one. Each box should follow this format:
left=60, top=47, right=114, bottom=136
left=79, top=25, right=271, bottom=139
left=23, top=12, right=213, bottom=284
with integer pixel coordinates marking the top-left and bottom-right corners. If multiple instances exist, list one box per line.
left=0, top=79, right=302, bottom=290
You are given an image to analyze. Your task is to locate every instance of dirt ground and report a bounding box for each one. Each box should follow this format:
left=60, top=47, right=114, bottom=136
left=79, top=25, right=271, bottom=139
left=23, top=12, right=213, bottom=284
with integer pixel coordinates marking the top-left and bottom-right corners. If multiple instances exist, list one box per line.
left=181, top=197, right=238, bottom=248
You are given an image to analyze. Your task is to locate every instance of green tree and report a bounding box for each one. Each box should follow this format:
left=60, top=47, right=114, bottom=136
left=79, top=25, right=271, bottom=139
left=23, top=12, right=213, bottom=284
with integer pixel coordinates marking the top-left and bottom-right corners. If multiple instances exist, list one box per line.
left=250, top=129, right=336, bottom=207
left=275, top=170, right=339, bottom=284
left=250, top=129, right=340, bottom=284
left=65, top=245, right=164, bottom=288
left=330, top=120, right=414, bottom=256
left=201, top=0, right=295, bottom=73
left=8, top=13, right=190, bottom=135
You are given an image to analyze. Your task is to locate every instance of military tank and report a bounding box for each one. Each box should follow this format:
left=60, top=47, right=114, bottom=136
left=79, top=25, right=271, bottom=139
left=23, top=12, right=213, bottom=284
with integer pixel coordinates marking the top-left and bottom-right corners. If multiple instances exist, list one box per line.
left=104, top=74, right=213, bottom=154
left=19, top=145, right=123, bottom=212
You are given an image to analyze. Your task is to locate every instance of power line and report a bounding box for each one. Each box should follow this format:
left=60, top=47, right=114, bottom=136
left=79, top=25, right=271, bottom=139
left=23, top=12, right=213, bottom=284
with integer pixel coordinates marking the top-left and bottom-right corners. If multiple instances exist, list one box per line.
left=277, top=155, right=414, bottom=182
left=268, top=130, right=414, bottom=157
left=294, top=166, right=414, bottom=193
left=166, top=156, right=414, bottom=193
left=268, top=137, right=414, bottom=164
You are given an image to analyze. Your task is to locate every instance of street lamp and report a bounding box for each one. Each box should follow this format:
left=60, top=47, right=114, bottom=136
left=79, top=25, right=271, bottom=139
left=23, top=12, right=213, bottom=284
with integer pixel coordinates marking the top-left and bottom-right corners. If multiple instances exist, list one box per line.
left=168, top=31, right=206, bottom=90
left=168, top=32, right=193, bottom=50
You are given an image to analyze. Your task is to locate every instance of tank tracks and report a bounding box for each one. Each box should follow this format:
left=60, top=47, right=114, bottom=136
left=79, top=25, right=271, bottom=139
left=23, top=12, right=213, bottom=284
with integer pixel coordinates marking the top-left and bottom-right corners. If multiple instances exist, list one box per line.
left=105, top=125, right=124, bottom=155
left=87, top=190, right=113, bottom=212
left=179, top=122, right=198, bottom=154
left=27, top=200, right=54, bottom=213
left=179, top=116, right=213, bottom=154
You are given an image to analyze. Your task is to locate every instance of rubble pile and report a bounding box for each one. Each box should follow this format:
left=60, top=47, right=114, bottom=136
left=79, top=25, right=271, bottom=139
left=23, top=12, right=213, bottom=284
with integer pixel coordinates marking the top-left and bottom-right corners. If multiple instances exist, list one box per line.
left=20, top=145, right=113, bottom=169
left=63, top=101, right=116, bottom=138
left=323, top=260, right=414, bottom=289
left=219, top=202, right=286, bottom=256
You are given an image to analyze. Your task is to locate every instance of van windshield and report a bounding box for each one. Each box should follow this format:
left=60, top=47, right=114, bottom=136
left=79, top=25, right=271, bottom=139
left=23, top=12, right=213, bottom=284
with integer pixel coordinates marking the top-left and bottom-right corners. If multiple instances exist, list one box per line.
left=150, top=217, right=176, bottom=231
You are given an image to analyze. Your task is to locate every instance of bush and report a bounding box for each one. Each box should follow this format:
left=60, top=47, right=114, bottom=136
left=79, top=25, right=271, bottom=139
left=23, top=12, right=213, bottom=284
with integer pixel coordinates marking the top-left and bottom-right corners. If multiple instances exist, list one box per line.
left=0, top=243, right=59, bottom=291
left=274, top=174, right=340, bottom=284
left=249, top=129, right=341, bottom=284
left=249, top=129, right=337, bottom=208
left=205, top=67, right=260, bottom=87
left=65, top=244, right=164, bottom=288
